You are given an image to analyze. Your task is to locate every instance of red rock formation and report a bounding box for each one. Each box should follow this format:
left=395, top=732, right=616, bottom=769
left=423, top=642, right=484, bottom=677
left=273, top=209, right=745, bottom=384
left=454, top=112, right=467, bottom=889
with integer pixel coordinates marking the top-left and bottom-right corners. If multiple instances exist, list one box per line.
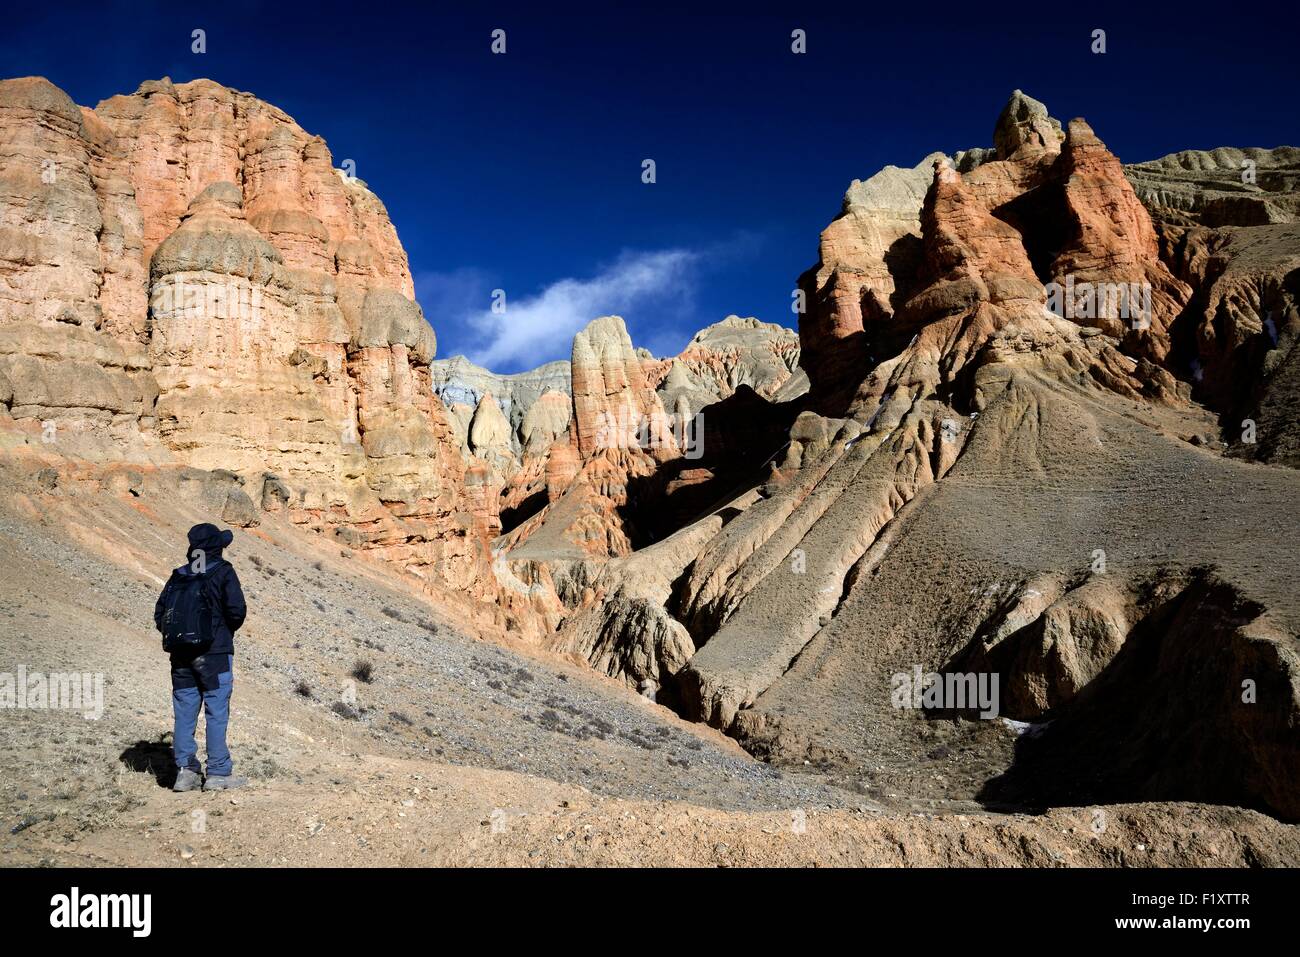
left=797, top=92, right=1191, bottom=417
left=0, top=75, right=495, bottom=601
left=796, top=155, right=938, bottom=413
left=846, top=157, right=1128, bottom=417
left=0, top=77, right=158, bottom=461
left=495, top=316, right=685, bottom=560
left=95, top=78, right=412, bottom=294
left=645, top=315, right=801, bottom=407
left=1048, top=119, right=1191, bottom=361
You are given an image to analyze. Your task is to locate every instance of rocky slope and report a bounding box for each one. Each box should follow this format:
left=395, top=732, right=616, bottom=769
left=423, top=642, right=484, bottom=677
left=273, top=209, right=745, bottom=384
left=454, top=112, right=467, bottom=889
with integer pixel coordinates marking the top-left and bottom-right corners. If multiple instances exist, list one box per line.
left=1129, top=146, right=1300, bottom=467
left=3, top=454, right=1295, bottom=867
left=487, top=91, right=1300, bottom=824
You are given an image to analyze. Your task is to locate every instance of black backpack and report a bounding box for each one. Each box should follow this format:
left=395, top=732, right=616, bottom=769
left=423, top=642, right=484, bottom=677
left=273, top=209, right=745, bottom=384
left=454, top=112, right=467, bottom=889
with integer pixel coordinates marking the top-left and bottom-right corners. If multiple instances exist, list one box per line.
left=158, top=573, right=215, bottom=653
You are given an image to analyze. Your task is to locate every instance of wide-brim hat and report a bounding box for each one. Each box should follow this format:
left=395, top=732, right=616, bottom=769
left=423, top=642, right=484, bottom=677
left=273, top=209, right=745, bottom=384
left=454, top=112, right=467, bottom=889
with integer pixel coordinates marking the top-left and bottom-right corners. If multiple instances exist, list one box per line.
left=187, top=522, right=234, bottom=550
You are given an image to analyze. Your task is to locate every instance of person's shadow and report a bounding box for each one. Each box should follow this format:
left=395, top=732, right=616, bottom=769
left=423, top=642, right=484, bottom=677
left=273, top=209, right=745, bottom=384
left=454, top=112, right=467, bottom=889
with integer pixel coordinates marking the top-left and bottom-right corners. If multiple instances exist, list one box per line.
left=120, top=734, right=176, bottom=788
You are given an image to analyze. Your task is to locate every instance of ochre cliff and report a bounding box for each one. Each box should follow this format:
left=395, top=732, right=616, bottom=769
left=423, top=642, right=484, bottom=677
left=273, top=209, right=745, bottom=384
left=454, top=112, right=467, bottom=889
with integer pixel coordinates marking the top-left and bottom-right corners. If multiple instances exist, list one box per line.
left=0, top=76, right=495, bottom=605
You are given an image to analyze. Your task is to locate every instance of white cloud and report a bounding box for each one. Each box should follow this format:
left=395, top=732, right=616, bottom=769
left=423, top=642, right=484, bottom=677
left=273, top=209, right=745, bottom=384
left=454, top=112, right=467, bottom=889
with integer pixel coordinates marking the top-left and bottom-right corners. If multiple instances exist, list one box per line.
left=466, top=248, right=700, bottom=369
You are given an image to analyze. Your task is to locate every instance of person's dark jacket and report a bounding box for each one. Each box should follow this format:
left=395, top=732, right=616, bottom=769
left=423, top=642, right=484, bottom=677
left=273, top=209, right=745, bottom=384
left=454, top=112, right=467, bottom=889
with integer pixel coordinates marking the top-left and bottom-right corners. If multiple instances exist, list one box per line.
left=154, top=526, right=246, bottom=658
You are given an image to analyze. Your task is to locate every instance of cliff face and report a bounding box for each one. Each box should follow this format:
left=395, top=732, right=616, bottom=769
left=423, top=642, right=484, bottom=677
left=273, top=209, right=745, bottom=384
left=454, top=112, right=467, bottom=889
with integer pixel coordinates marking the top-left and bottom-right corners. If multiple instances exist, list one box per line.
left=512, top=92, right=1300, bottom=821
left=94, top=78, right=414, bottom=292
left=431, top=315, right=801, bottom=558
left=796, top=91, right=1199, bottom=415
left=1127, top=145, right=1300, bottom=466
left=430, top=355, right=572, bottom=458
left=0, top=77, right=157, bottom=460
left=0, top=76, right=494, bottom=600
left=667, top=93, right=1299, bottom=820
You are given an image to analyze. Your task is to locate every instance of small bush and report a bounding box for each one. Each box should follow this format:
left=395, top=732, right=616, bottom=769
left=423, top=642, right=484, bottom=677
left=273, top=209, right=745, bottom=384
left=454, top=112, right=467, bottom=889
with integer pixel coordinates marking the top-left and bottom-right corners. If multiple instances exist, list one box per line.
left=351, top=659, right=375, bottom=684
left=293, top=680, right=313, bottom=699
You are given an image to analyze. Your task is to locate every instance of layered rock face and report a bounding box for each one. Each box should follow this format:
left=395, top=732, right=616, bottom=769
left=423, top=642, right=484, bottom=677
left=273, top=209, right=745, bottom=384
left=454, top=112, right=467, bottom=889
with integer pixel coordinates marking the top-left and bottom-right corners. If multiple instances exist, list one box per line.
left=1127, top=146, right=1300, bottom=227
left=430, top=354, right=572, bottom=457
left=502, top=91, right=1300, bottom=821
left=94, top=78, right=414, bottom=293
left=797, top=90, right=1198, bottom=413
left=1130, top=145, right=1300, bottom=467
left=0, top=78, right=159, bottom=460
left=647, top=315, right=803, bottom=417
left=0, top=76, right=493, bottom=599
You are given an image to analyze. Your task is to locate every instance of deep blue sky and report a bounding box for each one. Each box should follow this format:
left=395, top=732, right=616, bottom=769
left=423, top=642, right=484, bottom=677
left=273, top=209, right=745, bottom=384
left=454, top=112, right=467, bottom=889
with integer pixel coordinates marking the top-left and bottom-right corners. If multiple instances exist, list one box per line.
left=4, top=1, right=1296, bottom=371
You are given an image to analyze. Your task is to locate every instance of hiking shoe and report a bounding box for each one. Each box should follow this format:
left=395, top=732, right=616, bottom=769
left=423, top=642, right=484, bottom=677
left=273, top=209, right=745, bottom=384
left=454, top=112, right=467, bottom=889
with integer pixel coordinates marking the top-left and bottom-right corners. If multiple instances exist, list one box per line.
left=202, top=775, right=248, bottom=791
left=173, top=768, right=202, bottom=792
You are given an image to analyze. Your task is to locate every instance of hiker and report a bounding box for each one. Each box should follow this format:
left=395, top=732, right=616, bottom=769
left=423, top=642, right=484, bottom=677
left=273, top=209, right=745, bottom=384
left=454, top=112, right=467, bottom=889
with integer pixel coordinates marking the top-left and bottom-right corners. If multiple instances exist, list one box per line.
left=154, top=523, right=248, bottom=793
